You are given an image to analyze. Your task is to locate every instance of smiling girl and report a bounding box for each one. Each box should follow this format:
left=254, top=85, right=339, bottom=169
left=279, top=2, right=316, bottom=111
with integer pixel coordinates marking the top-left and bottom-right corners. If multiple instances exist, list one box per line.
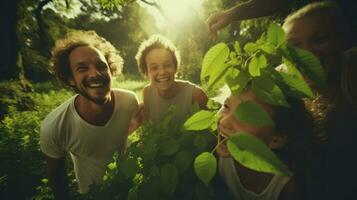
left=135, top=35, right=208, bottom=124
left=217, top=87, right=313, bottom=200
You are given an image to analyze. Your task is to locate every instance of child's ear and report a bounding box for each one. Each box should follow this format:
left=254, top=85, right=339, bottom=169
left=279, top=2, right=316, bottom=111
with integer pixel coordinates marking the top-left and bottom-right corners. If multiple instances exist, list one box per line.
left=268, top=134, right=288, bottom=149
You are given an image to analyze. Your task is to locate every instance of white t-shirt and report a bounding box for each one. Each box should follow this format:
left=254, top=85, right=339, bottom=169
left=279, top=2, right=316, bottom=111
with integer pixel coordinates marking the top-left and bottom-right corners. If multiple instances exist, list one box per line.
left=219, top=157, right=290, bottom=200
left=40, top=89, right=138, bottom=193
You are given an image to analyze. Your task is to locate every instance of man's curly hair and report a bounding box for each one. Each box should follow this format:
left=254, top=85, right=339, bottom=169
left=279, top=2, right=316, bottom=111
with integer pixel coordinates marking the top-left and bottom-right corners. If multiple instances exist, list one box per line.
left=49, top=30, right=123, bottom=86
left=135, top=34, right=180, bottom=76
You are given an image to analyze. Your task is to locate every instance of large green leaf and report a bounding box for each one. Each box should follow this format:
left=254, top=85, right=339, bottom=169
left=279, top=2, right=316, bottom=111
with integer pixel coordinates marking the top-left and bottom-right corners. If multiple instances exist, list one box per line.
left=160, top=164, right=178, bottom=194
left=207, top=62, right=232, bottom=90
left=260, top=42, right=276, bottom=54
left=287, top=44, right=327, bottom=89
left=227, top=133, right=292, bottom=176
left=249, top=54, right=267, bottom=77
left=278, top=57, right=314, bottom=98
left=183, top=110, right=217, bottom=131
left=252, top=77, right=289, bottom=107
left=226, top=68, right=250, bottom=95
left=159, top=139, right=180, bottom=156
left=267, top=23, right=286, bottom=46
left=194, top=152, right=217, bottom=186
left=201, top=43, right=229, bottom=81
left=234, top=101, right=275, bottom=127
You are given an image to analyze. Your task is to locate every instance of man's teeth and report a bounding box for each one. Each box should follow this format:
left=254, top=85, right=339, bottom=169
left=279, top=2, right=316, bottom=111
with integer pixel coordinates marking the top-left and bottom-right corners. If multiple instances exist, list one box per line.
left=156, top=77, right=170, bottom=82
left=88, top=83, right=104, bottom=88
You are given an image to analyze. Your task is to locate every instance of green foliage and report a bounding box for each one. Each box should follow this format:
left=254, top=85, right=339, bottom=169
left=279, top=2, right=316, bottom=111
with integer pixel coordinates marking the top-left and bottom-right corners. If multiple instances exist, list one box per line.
left=0, top=82, right=73, bottom=199
left=201, top=43, right=230, bottom=84
left=83, top=107, right=220, bottom=199
left=234, top=101, right=275, bottom=127
left=188, top=22, right=326, bottom=185
left=183, top=110, right=217, bottom=131
left=227, top=133, right=292, bottom=176
left=194, top=152, right=217, bottom=186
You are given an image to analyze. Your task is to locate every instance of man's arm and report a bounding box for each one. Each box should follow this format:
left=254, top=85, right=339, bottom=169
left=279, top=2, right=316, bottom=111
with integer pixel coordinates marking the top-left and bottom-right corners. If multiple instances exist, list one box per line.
left=44, top=154, right=70, bottom=200
left=207, top=0, right=287, bottom=42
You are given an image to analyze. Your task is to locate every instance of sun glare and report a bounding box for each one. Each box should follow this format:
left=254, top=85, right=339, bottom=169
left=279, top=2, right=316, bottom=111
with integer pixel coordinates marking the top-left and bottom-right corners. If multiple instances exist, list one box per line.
left=139, top=0, right=205, bottom=29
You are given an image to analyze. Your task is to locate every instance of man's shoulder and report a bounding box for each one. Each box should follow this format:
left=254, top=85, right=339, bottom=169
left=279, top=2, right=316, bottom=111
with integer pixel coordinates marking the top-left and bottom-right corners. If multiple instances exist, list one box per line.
left=112, top=88, right=139, bottom=111
left=112, top=88, right=137, bottom=100
left=41, top=95, right=76, bottom=130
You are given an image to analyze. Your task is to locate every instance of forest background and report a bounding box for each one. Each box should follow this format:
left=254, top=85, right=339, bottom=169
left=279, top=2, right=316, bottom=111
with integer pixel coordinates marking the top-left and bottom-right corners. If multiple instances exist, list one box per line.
left=0, top=0, right=315, bottom=199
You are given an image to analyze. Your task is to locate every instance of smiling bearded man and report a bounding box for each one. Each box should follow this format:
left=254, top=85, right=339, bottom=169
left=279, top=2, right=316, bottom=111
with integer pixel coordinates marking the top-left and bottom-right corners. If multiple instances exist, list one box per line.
left=40, top=30, right=139, bottom=199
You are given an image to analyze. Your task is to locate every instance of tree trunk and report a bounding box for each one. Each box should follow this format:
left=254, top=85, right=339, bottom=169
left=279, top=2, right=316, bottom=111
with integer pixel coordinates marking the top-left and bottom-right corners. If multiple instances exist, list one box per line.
left=0, top=1, right=20, bottom=80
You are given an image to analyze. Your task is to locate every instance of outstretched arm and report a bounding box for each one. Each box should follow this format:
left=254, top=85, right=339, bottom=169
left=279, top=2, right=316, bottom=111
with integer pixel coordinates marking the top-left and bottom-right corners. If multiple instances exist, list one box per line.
left=44, top=155, right=70, bottom=200
left=192, top=86, right=208, bottom=110
left=207, top=0, right=287, bottom=42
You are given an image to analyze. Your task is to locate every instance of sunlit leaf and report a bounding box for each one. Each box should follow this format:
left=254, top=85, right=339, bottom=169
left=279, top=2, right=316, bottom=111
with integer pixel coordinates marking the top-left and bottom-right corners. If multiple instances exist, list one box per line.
left=184, top=110, right=217, bottom=131
left=226, top=68, right=250, bottom=95
left=207, top=62, right=232, bottom=90
left=227, top=133, right=292, bottom=176
left=260, top=42, right=276, bottom=54
left=234, top=41, right=242, bottom=54
left=267, top=23, right=286, bottom=46
left=249, top=55, right=267, bottom=77
left=107, top=162, right=117, bottom=170
left=194, top=152, right=217, bottom=186
left=252, top=77, right=289, bottom=107
left=244, top=42, right=259, bottom=53
left=201, top=43, right=229, bottom=81
left=234, top=101, right=275, bottom=127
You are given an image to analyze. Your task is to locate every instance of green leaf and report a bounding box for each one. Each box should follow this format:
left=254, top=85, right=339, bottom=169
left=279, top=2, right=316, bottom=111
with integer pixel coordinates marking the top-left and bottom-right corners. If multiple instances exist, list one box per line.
left=287, top=44, right=327, bottom=89
left=252, top=77, right=289, bottom=107
left=160, top=164, right=178, bottom=194
left=107, top=162, right=117, bottom=170
left=121, top=158, right=139, bottom=178
left=174, top=150, right=194, bottom=173
left=227, top=133, right=292, bottom=176
left=194, top=152, right=217, bottom=186
left=244, top=42, right=259, bottom=53
left=279, top=57, right=314, bottom=98
left=234, top=41, right=242, bottom=54
left=225, top=68, right=250, bottom=95
left=234, top=101, right=275, bottom=127
left=207, top=62, right=232, bottom=90
left=184, top=110, right=217, bottom=131
left=260, top=43, right=276, bottom=54
left=249, top=55, right=267, bottom=77
left=267, top=23, right=286, bottom=46
left=201, top=43, right=229, bottom=81
left=159, top=139, right=180, bottom=156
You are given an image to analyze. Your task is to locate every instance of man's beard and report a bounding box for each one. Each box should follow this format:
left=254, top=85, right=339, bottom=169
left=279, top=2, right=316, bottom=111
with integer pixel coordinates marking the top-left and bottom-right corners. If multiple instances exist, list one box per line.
left=72, top=76, right=111, bottom=105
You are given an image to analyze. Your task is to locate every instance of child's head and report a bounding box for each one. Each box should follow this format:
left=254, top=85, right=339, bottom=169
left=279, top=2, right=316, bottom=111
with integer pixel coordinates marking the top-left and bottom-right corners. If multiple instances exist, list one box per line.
left=135, top=35, right=181, bottom=91
left=283, top=2, right=348, bottom=75
left=217, top=88, right=312, bottom=168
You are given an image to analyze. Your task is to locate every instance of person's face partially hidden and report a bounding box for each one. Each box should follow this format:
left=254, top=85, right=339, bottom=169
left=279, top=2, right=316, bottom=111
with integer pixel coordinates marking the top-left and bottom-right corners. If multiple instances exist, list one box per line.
left=284, top=13, right=344, bottom=74
left=216, top=90, right=283, bottom=158
left=68, top=45, right=113, bottom=105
